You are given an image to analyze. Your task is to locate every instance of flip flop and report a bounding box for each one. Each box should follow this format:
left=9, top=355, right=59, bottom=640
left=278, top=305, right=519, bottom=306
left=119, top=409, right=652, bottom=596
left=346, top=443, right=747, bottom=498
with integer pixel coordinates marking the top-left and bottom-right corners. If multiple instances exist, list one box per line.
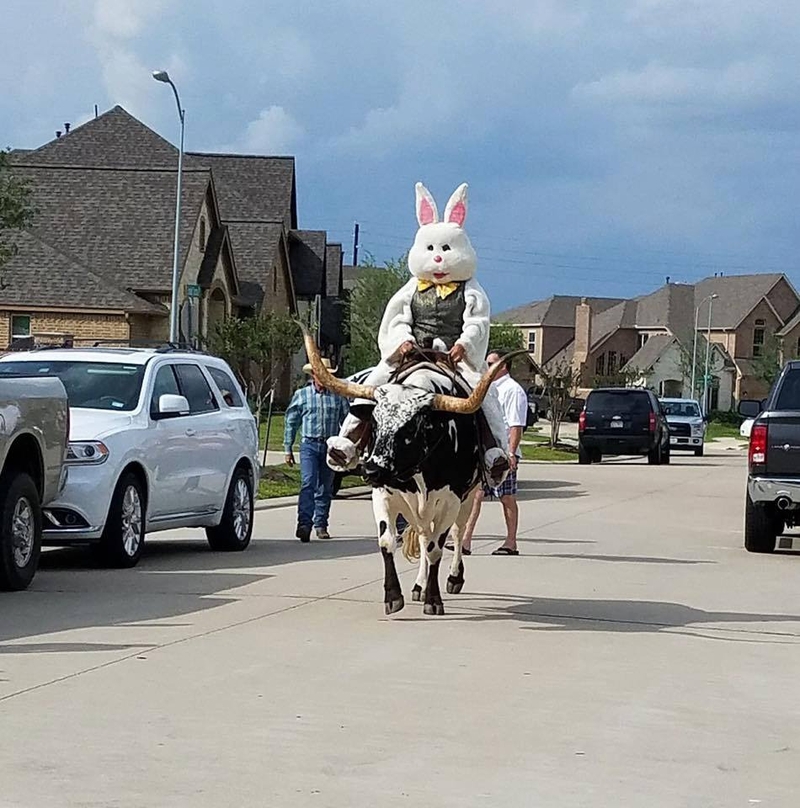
left=444, top=544, right=471, bottom=555
left=492, top=546, right=519, bottom=556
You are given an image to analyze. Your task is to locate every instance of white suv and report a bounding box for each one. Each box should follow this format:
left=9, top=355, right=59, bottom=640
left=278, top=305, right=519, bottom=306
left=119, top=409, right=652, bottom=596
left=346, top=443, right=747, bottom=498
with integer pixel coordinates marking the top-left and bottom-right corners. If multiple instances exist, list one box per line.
left=0, top=347, right=259, bottom=567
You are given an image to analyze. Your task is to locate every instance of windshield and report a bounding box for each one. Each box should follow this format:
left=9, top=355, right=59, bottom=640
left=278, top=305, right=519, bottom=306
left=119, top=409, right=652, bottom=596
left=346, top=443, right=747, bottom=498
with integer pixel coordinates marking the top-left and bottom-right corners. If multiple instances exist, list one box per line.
left=661, top=401, right=700, bottom=417
left=587, top=391, right=651, bottom=414
left=0, top=360, right=145, bottom=411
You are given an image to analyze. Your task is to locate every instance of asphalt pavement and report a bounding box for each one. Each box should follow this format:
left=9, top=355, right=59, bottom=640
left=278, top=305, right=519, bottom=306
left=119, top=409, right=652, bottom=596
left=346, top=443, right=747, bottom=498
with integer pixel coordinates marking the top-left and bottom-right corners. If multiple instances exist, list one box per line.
left=2, top=441, right=800, bottom=807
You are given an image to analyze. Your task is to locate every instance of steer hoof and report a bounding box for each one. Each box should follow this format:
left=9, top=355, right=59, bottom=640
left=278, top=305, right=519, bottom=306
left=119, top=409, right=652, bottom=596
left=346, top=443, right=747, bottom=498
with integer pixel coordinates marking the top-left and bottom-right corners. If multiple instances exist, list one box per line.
left=411, top=584, right=422, bottom=602
left=446, top=577, right=464, bottom=595
left=384, top=596, right=405, bottom=615
left=423, top=602, right=445, bottom=616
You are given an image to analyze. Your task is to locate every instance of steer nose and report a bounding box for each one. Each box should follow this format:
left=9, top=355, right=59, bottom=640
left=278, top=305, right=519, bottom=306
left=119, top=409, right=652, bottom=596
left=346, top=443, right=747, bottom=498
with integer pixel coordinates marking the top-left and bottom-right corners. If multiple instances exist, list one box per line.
left=363, top=459, right=391, bottom=486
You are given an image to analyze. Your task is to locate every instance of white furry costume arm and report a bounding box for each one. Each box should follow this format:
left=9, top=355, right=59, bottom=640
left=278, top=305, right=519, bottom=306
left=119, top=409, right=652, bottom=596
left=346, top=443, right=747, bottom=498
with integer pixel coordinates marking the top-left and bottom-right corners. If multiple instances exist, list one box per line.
left=377, top=278, right=418, bottom=361
left=456, top=278, right=491, bottom=371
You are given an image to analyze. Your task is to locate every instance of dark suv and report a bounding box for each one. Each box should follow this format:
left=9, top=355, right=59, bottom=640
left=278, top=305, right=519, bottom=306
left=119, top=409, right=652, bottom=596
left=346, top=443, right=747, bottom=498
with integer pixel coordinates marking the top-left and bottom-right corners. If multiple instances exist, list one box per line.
left=739, top=360, right=800, bottom=553
left=578, top=388, right=670, bottom=465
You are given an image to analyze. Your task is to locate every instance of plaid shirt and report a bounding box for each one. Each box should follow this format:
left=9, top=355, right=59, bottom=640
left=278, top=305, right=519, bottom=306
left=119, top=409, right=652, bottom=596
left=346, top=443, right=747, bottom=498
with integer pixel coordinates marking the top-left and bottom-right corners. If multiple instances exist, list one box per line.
left=283, top=383, right=350, bottom=450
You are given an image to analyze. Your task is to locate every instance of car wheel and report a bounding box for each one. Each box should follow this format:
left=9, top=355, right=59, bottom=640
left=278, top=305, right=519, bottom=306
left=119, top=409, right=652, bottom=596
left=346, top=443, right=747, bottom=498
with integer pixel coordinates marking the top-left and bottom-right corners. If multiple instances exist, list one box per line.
left=744, top=493, right=778, bottom=553
left=694, top=446, right=704, bottom=457
left=661, top=442, right=671, bottom=465
left=207, top=467, right=254, bottom=552
left=0, top=473, right=42, bottom=591
left=591, top=449, right=602, bottom=464
left=96, top=472, right=146, bottom=568
left=578, top=443, right=592, bottom=465
left=647, top=443, right=661, bottom=465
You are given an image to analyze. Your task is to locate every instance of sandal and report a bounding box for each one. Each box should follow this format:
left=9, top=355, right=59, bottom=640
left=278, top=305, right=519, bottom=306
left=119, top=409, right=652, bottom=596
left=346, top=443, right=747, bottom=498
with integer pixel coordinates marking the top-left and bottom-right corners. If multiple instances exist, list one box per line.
left=491, top=546, right=519, bottom=556
left=444, top=544, right=471, bottom=555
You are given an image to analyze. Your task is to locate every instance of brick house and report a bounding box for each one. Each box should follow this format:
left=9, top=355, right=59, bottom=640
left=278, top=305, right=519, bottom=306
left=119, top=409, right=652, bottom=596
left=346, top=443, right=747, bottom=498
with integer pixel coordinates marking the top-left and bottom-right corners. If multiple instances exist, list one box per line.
left=498, top=273, right=800, bottom=410
left=1, top=106, right=346, bottom=400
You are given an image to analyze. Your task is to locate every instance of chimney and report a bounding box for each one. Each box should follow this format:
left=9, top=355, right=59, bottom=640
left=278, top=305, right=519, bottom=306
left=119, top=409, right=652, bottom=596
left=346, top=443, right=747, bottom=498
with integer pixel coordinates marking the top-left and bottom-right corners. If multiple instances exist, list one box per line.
left=572, top=298, right=593, bottom=386
left=64, top=122, right=71, bottom=134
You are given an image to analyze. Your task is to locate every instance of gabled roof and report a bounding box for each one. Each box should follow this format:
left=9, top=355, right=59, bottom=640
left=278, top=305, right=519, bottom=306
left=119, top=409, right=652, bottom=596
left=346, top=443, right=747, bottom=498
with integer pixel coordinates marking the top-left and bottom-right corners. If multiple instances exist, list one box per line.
left=621, top=334, right=675, bottom=372
left=325, top=243, right=343, bottom=297
left=0, top=231, right=166, bottom=314
left=12, top=163, right=210, bottom=292
left=290, top=230, right=327, bottom=298
left=14, top=106, right=178, bottom=168
left=496, top=295, right=624, bottom=327
left=226, top=222, right=285, bottom=308
left=590, top=299, right=639, bottom=348
left=693, top=274, right=787, bottom=329
left=778, top=307, right=800, bottom=337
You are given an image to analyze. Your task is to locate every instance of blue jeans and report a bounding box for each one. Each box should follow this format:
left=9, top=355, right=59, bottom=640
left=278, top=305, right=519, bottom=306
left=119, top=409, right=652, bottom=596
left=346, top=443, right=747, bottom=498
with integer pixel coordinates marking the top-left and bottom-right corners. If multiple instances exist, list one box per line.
left=298, top=439, right=335, bottom=529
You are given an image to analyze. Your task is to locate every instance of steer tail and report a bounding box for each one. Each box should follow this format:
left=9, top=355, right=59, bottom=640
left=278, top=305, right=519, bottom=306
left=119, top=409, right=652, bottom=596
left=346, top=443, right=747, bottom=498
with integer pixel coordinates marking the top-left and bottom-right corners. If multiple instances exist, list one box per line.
left=401, top=527, right=421, bottom=563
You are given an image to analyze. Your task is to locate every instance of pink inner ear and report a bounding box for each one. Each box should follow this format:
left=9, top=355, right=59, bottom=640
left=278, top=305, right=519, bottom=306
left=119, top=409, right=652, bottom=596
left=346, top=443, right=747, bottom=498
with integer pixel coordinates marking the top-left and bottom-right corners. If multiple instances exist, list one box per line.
left=418, top=197, right=435, bottom=225
left=448, top=201, right=466, bottom=226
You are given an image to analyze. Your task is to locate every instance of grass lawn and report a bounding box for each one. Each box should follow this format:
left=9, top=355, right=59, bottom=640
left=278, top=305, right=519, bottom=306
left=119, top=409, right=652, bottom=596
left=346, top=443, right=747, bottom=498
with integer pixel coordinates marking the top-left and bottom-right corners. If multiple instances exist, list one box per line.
left=706, top=422, right=744, bottom=441
left=258, top=464, right=365, bottom=499
left=521, top=443, right=578, bottom=462
left=260, top=414, right=287, bottom=451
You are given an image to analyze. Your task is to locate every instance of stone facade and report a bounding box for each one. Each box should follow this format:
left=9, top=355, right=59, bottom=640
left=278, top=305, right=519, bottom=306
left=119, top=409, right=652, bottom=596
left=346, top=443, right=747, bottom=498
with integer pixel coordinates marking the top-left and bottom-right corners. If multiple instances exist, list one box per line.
left=1, top=309, right=131, bottom=350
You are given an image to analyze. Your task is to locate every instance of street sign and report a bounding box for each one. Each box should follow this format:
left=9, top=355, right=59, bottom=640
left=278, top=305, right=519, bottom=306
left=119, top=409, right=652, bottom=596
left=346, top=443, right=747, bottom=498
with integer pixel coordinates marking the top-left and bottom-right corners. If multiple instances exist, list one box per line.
left=186, top=283, right=201, bottom=299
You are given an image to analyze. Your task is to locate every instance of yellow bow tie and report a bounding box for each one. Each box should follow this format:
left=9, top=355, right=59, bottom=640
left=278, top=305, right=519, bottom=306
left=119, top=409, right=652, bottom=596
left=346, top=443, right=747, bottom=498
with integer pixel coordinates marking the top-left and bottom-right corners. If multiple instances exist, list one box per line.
left=417, top=279, right=460, bottom=299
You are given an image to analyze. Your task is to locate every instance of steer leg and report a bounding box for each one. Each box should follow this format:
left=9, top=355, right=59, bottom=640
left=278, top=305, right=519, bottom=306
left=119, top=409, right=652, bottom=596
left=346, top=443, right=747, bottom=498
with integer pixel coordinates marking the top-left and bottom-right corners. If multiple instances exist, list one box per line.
left=447, top=488, right=478, bottom=595
left=412, top=552, right=428, bottom=602
left=373, top=489, right=404, bottom=615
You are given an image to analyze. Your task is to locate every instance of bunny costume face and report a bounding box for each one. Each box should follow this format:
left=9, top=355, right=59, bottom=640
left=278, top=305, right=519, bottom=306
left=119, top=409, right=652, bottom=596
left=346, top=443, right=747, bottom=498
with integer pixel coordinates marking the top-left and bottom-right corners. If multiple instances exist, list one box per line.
left=407, top=183, right=477, bottom=285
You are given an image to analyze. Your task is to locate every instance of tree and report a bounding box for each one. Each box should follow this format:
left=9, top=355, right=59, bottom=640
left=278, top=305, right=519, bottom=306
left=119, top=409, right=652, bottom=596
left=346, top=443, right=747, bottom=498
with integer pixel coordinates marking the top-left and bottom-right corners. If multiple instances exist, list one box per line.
left=539, top=359, right=580, bottom=447
left=0, top=149, right=35, bottom=272
left=489, top=323, right=524, bottom=352
left=207, top=311, right=303, bottom=429
left=751, top=334, right=784, bottom=390
left=343, top=254, right=408, bottom=374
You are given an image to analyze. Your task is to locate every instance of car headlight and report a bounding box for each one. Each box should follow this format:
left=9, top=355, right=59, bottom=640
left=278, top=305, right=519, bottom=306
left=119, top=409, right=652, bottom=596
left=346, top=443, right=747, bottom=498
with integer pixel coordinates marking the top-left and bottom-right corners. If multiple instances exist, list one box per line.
left=691, top=421, right=705, bottom=435
left=66, top=441, right=109, bottom=464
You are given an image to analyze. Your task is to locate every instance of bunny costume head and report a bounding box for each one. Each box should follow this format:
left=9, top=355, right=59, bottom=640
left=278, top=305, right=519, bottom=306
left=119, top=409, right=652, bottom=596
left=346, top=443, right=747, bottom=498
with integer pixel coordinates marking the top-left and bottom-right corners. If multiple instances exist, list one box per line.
left=407, top=183, right=477, bottom=285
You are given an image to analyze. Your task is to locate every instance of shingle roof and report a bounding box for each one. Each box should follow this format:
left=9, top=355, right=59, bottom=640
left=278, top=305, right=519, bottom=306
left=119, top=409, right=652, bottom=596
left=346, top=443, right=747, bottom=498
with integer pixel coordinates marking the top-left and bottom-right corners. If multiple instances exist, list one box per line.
left=12, top=163, right=210, bottom=292
left=226, top=222, right=285, bottom=308
left=290, top=230, right=327, bottom=298
left=0, top=231, right=166, bottom=314
left=694, top=274, right=785, bottom=329
left=496, top=295, right=624, bottom=326
left=778, top=307, right=800, bottom=337
left=590, top=299, right=639, bottom=348
left=325, top=243, right=343, bottom=297
left=621, top=334, right=675, bottom=372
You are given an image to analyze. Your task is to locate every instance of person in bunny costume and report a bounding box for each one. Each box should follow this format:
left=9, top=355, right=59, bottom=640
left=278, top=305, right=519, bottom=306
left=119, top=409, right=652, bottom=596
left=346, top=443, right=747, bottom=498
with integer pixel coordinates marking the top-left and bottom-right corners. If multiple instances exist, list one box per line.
left=327, top=181, right=510, bottom=484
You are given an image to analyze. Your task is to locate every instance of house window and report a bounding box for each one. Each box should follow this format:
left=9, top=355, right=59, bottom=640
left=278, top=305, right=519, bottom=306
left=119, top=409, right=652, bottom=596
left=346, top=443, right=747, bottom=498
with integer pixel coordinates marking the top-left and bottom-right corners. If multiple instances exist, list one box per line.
left=199, top=218, right=206, bottom=252
left=595, top=354, right=605, bottom=377
left=11, top=315, right=31, bottom=340
left=527, top=330, right=536, bottom=353
left=608, top=351, right=618, bottom=375
left=753, top=319, right=765, bottom=357
left=637, top=333, right=649, bottom=350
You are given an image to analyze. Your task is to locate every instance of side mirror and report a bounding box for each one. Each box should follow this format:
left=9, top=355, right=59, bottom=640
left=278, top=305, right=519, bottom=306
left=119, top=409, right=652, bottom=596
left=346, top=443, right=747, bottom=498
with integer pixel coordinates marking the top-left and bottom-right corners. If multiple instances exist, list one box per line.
left=154, top=394, right=190, bottom=419
left=738, top=399, right=763, bottom=418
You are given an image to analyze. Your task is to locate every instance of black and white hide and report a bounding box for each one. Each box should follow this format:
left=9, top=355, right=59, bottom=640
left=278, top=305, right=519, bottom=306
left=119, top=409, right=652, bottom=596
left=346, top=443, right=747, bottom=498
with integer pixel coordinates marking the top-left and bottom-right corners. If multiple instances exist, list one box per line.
left=358, top=367, right=482, bottom=616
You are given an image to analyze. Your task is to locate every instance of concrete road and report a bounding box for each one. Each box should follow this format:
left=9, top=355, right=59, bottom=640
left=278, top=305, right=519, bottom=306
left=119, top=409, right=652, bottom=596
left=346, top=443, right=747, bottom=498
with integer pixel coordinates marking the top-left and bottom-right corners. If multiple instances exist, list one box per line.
left=2, top=444, right=800, bottom=807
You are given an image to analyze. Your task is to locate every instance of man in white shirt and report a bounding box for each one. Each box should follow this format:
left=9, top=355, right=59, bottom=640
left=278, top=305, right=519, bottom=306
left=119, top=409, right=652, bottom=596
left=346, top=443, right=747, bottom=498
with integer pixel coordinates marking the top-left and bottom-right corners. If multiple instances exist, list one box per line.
left=458, top=349, right=529, bottom=555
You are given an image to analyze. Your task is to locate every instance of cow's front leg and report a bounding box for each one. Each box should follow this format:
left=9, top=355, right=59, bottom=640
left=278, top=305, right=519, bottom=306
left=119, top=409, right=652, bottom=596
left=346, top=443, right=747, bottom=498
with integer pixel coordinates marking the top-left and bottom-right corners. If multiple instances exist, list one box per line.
left=422, top=527, right=449, bottom=616
left=373, top=489, right=404, bottom=615
left=447, top=488, right=477, bottom=595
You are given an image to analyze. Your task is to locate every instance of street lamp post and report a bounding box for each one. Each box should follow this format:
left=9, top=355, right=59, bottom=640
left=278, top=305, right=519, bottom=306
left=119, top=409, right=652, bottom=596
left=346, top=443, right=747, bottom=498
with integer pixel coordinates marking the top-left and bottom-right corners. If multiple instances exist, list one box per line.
left=691, top=294, right=718, bottom=402
left=152, top=70, right=185, bottom=344
left=702, top=296, right=716, bottom=416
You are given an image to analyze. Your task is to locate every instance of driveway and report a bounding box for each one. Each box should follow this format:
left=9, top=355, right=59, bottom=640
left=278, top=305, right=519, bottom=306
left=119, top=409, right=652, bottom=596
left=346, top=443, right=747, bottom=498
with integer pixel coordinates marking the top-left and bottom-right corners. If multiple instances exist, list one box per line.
left=2, top=445, right=799, bottom=806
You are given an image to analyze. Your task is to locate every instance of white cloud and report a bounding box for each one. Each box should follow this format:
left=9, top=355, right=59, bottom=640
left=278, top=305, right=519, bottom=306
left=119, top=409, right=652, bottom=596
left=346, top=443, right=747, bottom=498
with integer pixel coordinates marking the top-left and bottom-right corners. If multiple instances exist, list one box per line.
left=92, top=0, right=170, bottom=39
left=232, top=106, right=305, bottom=154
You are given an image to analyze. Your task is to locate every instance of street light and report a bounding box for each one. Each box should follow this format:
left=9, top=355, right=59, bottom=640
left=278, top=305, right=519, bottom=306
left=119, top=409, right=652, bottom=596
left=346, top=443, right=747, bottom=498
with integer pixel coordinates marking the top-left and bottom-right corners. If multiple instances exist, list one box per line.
left=152, top=69, right=185, bottom=344
left=691, top=293, right=718, bottom=403
left=702, top=295, right=717, bottom=417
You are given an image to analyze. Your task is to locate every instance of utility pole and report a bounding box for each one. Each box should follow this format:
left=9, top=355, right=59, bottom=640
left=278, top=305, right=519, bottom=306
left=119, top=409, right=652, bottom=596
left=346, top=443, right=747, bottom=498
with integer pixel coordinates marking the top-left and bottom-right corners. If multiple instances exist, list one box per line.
left=352, top=222, right=360, bottom=266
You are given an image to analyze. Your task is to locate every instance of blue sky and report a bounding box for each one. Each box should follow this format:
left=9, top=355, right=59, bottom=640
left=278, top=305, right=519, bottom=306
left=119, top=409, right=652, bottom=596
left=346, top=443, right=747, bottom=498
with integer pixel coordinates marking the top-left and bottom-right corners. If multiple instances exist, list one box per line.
left=3, top=0, right=800, bottom=313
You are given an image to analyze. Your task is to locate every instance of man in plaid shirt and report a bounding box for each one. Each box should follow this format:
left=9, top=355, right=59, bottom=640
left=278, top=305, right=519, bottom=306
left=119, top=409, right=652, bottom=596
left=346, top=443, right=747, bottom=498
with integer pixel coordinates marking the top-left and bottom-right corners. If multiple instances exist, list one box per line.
left=284, top=359, right=350, bottom=542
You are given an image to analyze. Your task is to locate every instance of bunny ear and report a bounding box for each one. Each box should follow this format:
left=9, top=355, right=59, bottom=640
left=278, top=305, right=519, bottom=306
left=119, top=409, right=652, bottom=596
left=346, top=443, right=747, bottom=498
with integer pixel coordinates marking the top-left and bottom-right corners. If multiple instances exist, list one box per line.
left=415, top=182, right=439, bottom=226
left=444, top=183, right=468, bottom=227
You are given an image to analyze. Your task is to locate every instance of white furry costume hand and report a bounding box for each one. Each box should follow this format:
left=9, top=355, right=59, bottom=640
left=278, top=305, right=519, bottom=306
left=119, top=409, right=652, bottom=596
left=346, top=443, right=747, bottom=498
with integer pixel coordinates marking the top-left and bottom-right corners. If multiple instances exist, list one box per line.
left=377, top=182, right=491, bottom=370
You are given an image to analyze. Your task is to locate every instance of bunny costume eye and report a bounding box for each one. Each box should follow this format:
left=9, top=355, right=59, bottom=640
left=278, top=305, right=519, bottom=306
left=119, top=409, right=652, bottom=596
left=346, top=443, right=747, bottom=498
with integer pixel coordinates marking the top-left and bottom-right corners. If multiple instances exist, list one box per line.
left=442, top=244, right=451, bottom=251
left=427, top=244, right=434, bottom=251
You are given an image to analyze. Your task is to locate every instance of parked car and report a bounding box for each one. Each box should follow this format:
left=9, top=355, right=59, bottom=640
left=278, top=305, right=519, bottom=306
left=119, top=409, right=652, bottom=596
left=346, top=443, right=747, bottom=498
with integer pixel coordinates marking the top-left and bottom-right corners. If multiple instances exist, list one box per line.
left=527, top=386, right=584, bottom=422
left=0, top=347, right=259, bottom=568
left=659, top=397, right=707, bottom=457
left=739, top=361, right=800, bottom=553
left=740, top=418, right=754, bottom=439
left=0, top=373, right=69, bottom=589
left=578, top=388, right=670, bottom=465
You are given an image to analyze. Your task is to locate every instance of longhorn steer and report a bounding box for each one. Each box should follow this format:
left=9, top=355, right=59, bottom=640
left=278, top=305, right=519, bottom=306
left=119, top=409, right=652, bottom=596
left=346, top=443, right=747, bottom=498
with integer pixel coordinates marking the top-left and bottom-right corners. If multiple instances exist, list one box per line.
left=302, top=332, right=519, bottom=616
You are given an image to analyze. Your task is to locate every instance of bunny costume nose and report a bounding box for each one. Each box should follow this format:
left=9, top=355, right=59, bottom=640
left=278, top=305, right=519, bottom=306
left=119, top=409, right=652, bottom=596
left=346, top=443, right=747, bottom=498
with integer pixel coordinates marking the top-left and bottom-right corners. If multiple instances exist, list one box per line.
left=433, top=255, right=443, bottom=263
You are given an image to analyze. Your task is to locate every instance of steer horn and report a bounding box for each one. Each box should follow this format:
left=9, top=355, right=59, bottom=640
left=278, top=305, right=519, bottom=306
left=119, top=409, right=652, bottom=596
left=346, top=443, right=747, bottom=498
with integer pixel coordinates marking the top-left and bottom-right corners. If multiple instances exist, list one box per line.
left=299, top=322, right=376, bottom=400
left=431, top=350, right=531, bottom=414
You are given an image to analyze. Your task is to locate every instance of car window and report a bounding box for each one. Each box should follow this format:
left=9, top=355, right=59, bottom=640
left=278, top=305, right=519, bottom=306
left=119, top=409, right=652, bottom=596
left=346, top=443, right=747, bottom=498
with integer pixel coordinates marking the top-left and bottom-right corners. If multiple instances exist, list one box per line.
left=0, top=360, right=144, bottom=411
left=587, top=391, right=652, bottom=414
left=150, top=365, right=181, bottom=416
left=207, top=366, right=244, bottom=408
left=175, top=364, right=218, bottom=414
left=775, top=368, right=800, bottom=410
left=661, top=401, right=700, bottom=417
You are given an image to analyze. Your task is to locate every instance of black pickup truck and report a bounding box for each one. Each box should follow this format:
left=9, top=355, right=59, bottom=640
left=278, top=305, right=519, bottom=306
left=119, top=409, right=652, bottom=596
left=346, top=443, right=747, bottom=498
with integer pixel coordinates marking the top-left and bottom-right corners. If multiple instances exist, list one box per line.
left=740, top=360, right=800, bottom=552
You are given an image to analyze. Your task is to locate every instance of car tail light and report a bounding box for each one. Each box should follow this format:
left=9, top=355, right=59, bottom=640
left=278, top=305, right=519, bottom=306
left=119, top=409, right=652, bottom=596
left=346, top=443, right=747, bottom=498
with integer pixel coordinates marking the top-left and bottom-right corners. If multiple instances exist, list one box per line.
left=749, top=423, right=768, bottom=467
left=649, top=412, right=657, bottom=432
left=578, top=411, right=586, bottom=433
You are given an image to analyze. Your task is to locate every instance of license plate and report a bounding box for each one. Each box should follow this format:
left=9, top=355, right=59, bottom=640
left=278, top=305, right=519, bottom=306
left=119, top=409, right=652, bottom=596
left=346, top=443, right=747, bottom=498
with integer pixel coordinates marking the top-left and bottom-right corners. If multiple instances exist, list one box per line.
left=610, top=421, right=623, bottom=429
